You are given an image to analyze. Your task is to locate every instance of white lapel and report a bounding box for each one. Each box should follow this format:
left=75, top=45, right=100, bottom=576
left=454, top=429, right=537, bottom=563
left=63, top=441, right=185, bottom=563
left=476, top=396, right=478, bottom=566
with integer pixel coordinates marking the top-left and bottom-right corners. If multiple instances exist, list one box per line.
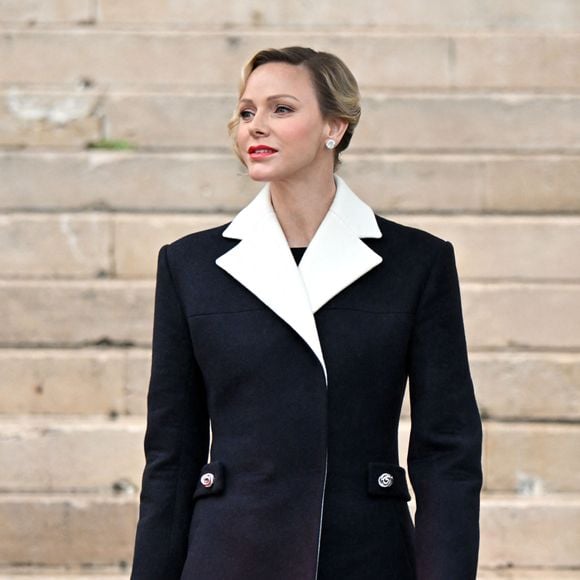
left=215, top=175, right=383, bottom=385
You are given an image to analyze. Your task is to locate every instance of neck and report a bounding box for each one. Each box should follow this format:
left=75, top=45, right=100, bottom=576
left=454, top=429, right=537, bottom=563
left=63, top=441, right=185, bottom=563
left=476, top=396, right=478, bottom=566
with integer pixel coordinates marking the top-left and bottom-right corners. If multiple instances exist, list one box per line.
left=268, top=171, right=337, bottom=247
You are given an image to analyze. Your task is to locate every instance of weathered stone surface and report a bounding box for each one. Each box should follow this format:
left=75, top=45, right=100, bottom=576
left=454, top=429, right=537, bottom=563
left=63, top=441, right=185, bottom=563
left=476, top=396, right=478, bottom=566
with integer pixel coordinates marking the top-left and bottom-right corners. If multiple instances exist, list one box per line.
left=0, top=494, right=137, bottom=566
left=484, top=422, right=580, bottom=493
left=0, top=280, right=154, bottom=346
left=0, top=574, right=128, bottom=580
left=0, top=417, right=145, bottom=492
left=105, top=93, right=580, bottom=151
left=343, top=154, right=580, bottom=213
left=478, top=570, right=580, bottom=579
left=480, top=495, right=580, bottom=568
left=1, top=492, right=579, bottom=571
left=453, top=35, right=580, bottom=89
left=97, top=0, right=580, bottom=32
left=112, top=214, right=580, bottom=279
left=462, top=283, right=580, bottom=350
left=399, top=354, right=580, bottom=423
left=0, top=31, right=450, bottom=89
left=2, top=350, right=577, bottom=421
left=105, top=92, right=233, bottom=149
left=1, top=281, right=578, bottom=350
left=356, top=94, right=580, bottom=152
left=0, top=349, right=127, bottom=415
left=0, top=4, right=578, bottom=576
left=0, top=568, right=578, bottom=579
left=471, top=353, right=580, bottom=421
left=0, top=214, right=111, bottom=277
left=0, top=569, right=578, bottom=580
left=0, top=151, right=252, bottom=211
left=113, top=214, right=227, bottom=278
left=0, top=0, right=93, bottom=23
left=3, top=31, right=578, bottom=90
left=125, top=350, right=150, bottom=416
left=0, top=89, right=101, bottom=147
left=3, top=213, right=579, bottom=281
left=481, top=155, right=580, bottom=212
left=0, top=566, right=129, bottom=580
left=2, top=152, right=579, bottom=213
left=398, top=216, right=580, bottom=280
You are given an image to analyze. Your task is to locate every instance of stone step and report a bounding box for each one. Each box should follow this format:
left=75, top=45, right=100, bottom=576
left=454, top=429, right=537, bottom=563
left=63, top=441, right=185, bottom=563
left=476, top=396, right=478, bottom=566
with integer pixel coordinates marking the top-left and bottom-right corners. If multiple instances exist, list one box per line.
left=0, top=574, right=127, bottom=580
left=3, top=0, right=578, bottom=32
left=0, top=279, right=153, bottom=347
left=0, top=572, right=578, bottom=580
left=78, top=213, right=580, bottom=279
left=483, top=422, right=580, bottom=493
left=470, top=352, right=580, bottom=422
left=96, top=0, right=580, bottom=32
left=0, top=213, right=111, bottom=279
left=0, top=416, right=145, bottom=493
left=478, top=571, right=580, bottom=579
left=480, top=494, right=580, bottom=569
left=0, top=89, right=101, bottom=148
left=3, top=213, right=580, bottom=280
left=0, top=348, right=143, bottom=416
left=1, top=279, right=579, bottom=349
left=1, top=349, right=579, bottom=421
left=1, top=416, right=579, bottom=494
left=399, top=422, right=580, bottom=494
left=0, top=492, right=578, bottom=568
left=0, top=493, right=137, bottom=568
left=109, top=92, right=580, bottom=152
left=0, top=1, right=94, bottom=26
left=2, top=152, right=579, bottom=214
left=2, top=571, right=577, bottom=580
left=3, top=90, right=579, bottom=151
left=1, top=30, right=579, bottom=90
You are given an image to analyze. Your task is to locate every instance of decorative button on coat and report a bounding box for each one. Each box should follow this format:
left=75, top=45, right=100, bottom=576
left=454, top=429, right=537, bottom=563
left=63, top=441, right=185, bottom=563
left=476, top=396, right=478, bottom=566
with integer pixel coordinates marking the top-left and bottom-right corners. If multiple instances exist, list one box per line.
left=200, top=473, right=214, bottom=488
left=378, top=473, right=394, bottom=488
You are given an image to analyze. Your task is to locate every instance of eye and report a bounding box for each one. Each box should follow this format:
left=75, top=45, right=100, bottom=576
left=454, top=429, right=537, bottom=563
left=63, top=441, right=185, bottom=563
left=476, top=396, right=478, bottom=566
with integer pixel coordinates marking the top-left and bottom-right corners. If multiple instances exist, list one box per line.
left=274, top=104, right=293, bottom=114
left=239, top=109, right=254, bottom=121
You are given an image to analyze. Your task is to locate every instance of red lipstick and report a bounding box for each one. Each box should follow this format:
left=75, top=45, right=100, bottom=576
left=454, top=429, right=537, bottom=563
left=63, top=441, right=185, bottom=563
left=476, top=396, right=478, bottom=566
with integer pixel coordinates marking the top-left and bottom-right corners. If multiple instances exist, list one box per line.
left=248, top=145, right=278, bottom=160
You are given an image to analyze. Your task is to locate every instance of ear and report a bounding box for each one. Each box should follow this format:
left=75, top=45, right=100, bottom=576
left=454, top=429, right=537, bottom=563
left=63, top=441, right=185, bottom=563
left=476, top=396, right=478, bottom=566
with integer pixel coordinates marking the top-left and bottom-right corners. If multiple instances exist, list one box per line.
left=325, top=117, right=349, bottom=146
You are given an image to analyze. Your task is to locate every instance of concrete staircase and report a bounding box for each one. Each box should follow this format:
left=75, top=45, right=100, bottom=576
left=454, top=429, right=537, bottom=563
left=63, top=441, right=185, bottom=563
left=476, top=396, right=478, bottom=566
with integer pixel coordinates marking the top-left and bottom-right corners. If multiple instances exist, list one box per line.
left=1, top=1, right=579, bottom=578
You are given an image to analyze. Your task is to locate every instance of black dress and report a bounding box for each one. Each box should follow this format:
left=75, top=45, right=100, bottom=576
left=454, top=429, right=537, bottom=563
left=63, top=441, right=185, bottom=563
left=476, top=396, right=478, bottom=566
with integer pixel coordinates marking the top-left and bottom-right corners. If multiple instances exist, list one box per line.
left=290, top=246, right=308, bottom=265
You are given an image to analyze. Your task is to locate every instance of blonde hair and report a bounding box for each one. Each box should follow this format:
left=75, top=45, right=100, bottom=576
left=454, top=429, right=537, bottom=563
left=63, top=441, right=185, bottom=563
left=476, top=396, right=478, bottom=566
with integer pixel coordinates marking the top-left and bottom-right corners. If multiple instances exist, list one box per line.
left=228, top=46, right=361, bottom=170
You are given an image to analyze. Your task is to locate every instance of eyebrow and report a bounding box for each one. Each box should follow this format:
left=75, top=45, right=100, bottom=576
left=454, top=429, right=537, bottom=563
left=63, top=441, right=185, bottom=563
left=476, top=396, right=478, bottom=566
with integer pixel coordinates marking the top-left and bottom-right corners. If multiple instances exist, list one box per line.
left=239, top=94, right=300, bottom=104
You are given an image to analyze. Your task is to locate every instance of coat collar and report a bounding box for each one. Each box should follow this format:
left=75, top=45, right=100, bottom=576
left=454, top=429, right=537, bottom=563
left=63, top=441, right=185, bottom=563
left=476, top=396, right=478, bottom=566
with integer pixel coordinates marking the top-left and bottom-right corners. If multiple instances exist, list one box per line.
left=215, top=174, right=383, bottom=385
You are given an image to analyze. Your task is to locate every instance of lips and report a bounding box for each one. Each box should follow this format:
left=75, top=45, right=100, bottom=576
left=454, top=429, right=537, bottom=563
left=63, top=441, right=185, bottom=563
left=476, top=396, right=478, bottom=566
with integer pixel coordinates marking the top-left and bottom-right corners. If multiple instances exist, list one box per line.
left=248, top=145, right=278, bottom=158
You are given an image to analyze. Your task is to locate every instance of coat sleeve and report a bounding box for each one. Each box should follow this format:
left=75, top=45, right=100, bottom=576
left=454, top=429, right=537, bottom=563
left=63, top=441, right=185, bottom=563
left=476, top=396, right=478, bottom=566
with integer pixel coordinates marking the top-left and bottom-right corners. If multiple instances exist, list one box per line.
left=407, top=240, right=483, bottom=580
left=130, top=244, right=210, bottom=580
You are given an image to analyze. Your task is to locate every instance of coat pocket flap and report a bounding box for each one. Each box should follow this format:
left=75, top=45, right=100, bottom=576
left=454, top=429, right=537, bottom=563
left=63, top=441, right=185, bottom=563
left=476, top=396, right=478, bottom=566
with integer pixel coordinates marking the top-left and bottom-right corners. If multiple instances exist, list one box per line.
left=193, top=460, right=225, bottom=499
left=368, top=462, right=411, bottom=501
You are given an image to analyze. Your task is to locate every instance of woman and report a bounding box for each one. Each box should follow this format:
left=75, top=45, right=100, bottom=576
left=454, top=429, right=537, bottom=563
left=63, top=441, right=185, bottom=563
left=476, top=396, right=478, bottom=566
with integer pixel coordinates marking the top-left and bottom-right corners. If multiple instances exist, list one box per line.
left=130, top=47, right=483, bottom=580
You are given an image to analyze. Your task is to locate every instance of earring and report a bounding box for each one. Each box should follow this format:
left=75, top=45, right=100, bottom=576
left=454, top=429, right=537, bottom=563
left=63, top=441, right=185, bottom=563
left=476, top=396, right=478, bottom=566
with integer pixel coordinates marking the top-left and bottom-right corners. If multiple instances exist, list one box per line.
left=325, top=138, right=336, bottom=150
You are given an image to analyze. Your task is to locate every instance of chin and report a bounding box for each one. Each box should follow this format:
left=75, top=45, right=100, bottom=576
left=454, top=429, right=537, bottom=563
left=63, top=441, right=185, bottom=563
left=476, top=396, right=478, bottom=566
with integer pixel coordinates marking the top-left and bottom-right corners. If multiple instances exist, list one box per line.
left=247, top=166, right=282, bottom=182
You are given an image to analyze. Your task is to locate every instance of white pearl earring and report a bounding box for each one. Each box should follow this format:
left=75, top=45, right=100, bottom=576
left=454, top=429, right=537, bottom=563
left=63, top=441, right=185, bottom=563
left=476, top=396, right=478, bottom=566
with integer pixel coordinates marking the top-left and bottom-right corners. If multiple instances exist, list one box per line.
left=325, top=138, right=336, bottom=150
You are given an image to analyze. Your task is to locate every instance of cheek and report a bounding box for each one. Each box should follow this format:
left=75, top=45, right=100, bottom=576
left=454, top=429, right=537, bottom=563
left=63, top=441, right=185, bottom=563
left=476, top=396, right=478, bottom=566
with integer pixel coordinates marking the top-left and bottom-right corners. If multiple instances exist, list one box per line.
left=235, top=125, right=245, bottom=145
left=285, top=121, right=322, bottom=152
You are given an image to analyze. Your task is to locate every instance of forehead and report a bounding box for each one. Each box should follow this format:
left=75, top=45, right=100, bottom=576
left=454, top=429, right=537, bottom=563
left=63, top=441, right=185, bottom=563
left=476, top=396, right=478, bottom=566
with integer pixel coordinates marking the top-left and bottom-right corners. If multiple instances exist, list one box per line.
left=240, top=62, right=317, bottom=100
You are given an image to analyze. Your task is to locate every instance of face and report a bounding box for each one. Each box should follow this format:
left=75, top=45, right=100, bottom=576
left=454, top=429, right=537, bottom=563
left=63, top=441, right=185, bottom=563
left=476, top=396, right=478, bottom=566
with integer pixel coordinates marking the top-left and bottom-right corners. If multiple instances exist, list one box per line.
left=235, top=62, right=335, bottom=183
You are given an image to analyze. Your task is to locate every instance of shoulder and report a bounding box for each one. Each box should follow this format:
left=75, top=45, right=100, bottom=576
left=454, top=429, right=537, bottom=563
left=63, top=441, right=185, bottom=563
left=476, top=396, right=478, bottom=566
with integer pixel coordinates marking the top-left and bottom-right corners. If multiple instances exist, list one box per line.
left=159, top=220, right=237, bottom=271
left=373, top=214, right=451, bottom=266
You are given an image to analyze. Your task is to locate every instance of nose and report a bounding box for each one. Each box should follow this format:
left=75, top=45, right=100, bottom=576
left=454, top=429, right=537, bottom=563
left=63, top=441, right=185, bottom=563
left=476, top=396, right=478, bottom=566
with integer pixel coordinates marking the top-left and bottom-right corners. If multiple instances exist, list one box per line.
left=248, top=109, right=269, bottom=137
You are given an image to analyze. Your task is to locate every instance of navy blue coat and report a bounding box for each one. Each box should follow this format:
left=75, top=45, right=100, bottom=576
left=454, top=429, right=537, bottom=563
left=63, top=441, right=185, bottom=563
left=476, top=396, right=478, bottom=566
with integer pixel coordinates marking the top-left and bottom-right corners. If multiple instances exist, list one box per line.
left=130, top=175, right=483, bottom=580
